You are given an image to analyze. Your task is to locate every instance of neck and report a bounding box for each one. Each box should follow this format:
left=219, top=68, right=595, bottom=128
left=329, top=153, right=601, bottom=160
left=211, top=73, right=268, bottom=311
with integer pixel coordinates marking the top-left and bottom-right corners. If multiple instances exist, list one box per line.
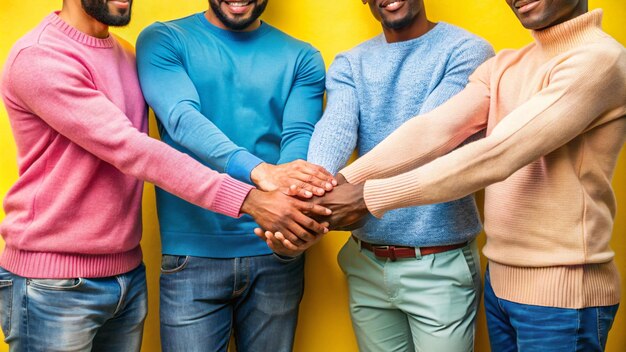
left=382, top=12, right=434, bottom=43
left=204, top=9, right=261, bottom=32
left=59, top=2, right=109, bottom=38
left=545, top=3, right=589, bottom=30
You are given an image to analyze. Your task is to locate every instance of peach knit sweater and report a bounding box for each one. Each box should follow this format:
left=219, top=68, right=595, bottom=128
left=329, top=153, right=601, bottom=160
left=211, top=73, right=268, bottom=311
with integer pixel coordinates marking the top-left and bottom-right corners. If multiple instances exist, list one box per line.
left=341, top=10, right=626, bottom=308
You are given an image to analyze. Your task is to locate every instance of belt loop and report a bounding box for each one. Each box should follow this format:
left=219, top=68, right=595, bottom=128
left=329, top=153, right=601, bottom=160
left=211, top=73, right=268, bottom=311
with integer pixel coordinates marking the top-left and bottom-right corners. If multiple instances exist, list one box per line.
left=388, top=246, right=397, bottom=262
left=414, top=246, right=422, bottom=260
left=353, top=236, right=363, bottom=252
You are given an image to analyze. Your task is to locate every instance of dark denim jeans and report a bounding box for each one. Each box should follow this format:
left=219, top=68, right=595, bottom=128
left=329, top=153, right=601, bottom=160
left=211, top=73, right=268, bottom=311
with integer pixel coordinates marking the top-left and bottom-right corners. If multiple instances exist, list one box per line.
left=0, top=264, right=147, bottom=352
left=159, top=253, right=305, bottom=352
left=484, top=268, right=619, bottom=352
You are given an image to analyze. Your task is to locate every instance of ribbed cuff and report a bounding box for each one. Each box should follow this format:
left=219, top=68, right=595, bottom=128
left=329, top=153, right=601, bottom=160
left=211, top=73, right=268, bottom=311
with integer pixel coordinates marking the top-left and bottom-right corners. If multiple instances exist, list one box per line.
left=363, top=172, right=425, bottom=219
left=211, top=175, right=254, bottom=218
left=340, top=162, right=379, bottom=185
left=226, top=150, right=263, bottom=184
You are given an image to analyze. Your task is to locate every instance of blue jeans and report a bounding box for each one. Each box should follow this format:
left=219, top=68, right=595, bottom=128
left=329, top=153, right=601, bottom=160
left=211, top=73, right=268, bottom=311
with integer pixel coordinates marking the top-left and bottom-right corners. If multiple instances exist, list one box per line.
left=484, top=268, right=619, bottom=352
left=0, top=264, right=147, bottom=352
left=159, top=253, right=305, bottom=352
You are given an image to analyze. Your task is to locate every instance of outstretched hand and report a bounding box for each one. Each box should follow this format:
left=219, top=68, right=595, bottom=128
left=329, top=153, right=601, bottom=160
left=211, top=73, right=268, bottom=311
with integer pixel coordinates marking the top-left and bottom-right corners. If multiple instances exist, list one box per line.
left=309, top=177, right=370, bottom=231
left=253, top=173, right=372, bottom=253
left=241, top=189, right=331, bottom=246
left=251, top=160, right=336, bottom=198
left=254, top=229, right=326, bottom=257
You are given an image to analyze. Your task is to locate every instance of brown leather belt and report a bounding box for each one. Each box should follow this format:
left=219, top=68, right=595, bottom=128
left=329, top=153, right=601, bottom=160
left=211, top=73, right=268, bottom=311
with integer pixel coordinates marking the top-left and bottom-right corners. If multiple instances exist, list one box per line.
left=353, top=235, right=467, bottom=261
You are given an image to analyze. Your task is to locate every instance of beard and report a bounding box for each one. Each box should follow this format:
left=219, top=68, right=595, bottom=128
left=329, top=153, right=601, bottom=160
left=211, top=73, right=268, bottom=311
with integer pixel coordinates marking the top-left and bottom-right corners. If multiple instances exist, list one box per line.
left=382, top=15, right=415, bottom=30
left=209, top=0, right=268, bottom=31
left=81, top=0, right=132, bottom=27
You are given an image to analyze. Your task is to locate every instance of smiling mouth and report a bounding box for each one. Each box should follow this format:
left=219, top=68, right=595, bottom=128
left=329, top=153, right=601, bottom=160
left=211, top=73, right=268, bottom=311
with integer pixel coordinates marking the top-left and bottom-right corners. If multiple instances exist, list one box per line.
left=221, top=0, right=255, bottom=15
left=513, top=0, right=540, bottom=14
left=223, top=1, right=253, bottom=7
left=380, top=0, right=405, bottom=11
left=108, top=0, right=130, bottom=9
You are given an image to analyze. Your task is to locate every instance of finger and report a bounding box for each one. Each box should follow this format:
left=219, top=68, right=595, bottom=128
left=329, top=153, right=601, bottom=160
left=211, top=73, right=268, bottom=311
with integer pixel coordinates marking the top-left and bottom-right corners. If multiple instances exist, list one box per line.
left=294, top=199, right=332, bottom=217
left=291, top=211, right=328, bottom=236
left=276, top=226, right=306, bottom=246
left=301, top=163, right=336, bottom=190
left=274, top=232, right=300, bottom=251
left=267, top=232, right=285, bottom=248
left=309, top=172, right=335, bottom=191
left=279, top=184, right=306, bottom=197
left=288, top=178, right=324, bottom=196
left=297, top=174, right=329, bottom=195
left=281, top=239, right=300, bottom=251
left=301, top=162, right=333, bottom=178
left=294, top=183, right=314, bottom=198
left=253, top=227, right=265, bottom=239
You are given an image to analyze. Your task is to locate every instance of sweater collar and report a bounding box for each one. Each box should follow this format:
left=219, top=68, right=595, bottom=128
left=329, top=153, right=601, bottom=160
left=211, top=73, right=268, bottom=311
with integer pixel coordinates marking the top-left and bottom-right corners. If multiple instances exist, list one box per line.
left=46, top=12, right=116, bottom=48
left=531, top=9, right=605, bottom=57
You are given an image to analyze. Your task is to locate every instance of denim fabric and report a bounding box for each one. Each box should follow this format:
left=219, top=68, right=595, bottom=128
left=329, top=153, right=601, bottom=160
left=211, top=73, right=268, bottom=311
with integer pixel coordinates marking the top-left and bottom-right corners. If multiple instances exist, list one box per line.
left=338, top=238, right=481, bottom=352
left=484, top=268, right=619, bottom=352
left=159, top=254, right=304, bottom=352
left=0, top=264, right=147, bottom=352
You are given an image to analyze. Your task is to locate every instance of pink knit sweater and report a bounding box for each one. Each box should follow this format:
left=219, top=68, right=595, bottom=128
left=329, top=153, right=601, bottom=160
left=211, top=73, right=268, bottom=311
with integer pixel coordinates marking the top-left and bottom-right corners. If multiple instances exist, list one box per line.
left=342, top=10, right=626, bottom=308
left=0, top=13, right=254, bottom=278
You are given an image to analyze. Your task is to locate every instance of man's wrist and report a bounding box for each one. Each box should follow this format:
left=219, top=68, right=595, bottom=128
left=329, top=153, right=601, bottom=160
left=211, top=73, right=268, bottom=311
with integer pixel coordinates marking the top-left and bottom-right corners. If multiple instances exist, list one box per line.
left=250, top=162, right=270, bottom=186
left=240, top=188, right=261, bottom=217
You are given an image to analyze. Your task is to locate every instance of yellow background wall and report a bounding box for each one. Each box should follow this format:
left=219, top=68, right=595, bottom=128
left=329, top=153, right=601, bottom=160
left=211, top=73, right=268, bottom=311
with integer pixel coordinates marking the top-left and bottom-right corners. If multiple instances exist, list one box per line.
left=0, top=1, right=624, bottom=351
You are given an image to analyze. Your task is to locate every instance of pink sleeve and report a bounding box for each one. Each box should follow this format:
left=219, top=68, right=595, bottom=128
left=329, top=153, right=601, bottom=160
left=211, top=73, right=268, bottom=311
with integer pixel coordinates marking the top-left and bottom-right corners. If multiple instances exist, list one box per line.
left=6, top=46, right=253, bottom=217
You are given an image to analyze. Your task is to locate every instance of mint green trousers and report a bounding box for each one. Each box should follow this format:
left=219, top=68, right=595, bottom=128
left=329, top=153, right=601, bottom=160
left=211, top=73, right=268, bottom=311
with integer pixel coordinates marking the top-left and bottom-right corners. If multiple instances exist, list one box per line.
left=338, top=238, right=481, bottom=352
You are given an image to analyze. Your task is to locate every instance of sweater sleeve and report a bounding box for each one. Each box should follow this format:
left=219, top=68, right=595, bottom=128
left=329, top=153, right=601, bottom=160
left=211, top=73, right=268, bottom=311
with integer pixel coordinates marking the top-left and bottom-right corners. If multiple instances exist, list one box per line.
left=352, top=46, right=626, bottom=218
left=307, top=54, right=360, bottom=174
left=6, top=45, right=253, bottom=218
left=419, top=38, right=494, bottom=114
left=276, top=48, right=326, bottom=164
left=136, top=23, right=262, bottom=184
left=340, top=58, right=493, bottom=185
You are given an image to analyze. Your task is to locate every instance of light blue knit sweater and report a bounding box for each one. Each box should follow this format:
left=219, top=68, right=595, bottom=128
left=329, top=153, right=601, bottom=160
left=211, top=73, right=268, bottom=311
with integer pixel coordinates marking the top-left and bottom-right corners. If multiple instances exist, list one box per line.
left=308, top=23, right=494, bottom=246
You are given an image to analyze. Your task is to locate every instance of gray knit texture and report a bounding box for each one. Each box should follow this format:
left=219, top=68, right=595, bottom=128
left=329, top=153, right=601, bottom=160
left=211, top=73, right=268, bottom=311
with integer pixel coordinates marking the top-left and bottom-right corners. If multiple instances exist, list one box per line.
left=308, top=22, right=494, bottom=246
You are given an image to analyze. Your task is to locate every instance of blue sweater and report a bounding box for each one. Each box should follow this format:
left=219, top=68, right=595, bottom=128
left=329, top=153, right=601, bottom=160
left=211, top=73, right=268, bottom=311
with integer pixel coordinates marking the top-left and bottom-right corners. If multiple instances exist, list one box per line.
left=308, top=23, right=493, bottom=247
left=136, top=13, right=325, bottom=258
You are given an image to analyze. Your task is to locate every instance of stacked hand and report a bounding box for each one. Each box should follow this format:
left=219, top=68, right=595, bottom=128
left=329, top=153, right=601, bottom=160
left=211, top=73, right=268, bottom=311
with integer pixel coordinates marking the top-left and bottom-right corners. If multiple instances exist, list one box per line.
left=242, top=160, right=337, bottom=257
left=251, top=160, right=336, bottom=198
left=252, top=172, right=372, bottom=257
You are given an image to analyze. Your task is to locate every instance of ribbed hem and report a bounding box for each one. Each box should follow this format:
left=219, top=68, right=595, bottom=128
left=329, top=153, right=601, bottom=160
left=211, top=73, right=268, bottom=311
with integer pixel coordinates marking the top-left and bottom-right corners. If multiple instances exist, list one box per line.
left=489, top=260, right=621, bottom=309
left=341, top=162, right=379, bottom=185
left=363, top=171, right=425, bottom=218
left=46, top=12, right=116, bottom=48
left=211, top=176, right=254, bottom=218
left=532, top=9, right=605, bottom=57
left=0, top=246, right=142, bottom=279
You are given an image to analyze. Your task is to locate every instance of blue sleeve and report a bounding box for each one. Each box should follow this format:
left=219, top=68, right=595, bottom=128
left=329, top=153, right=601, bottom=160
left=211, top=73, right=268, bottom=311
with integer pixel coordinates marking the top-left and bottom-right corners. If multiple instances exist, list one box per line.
left=136, top=23, right=262, bottom=184
left=419, top=38, right=495, bottom=114
left=307, top=54, right=360, bottom=174
left=276, top=48, right=326, bottom=165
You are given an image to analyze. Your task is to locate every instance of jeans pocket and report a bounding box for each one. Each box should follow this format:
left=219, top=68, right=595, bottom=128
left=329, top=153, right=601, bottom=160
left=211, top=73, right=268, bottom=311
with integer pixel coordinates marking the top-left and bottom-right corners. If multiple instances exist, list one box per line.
left=271, top=252, right=303, bottom=263
left=160, top=255, right=189, bottom=274
left=27, top=278, right=83, bottom=291
left=0, top=279, right=13, bottom=337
